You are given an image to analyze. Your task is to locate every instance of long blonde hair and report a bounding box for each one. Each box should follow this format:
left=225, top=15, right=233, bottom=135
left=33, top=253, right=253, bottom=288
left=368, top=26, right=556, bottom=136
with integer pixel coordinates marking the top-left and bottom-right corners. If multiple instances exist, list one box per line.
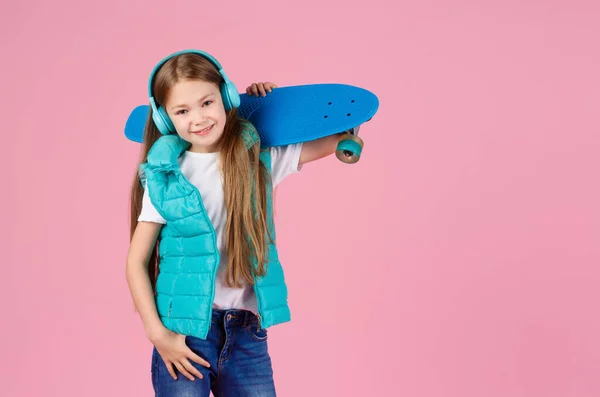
left=129, top=53, right=271, bottom=292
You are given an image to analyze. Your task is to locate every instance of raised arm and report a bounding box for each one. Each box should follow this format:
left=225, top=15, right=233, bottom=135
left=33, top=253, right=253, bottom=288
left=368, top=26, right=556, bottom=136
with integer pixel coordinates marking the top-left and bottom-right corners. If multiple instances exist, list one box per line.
left=299, top=133, right=344, bottom=165
left=245, top=82, right=346, bottom=165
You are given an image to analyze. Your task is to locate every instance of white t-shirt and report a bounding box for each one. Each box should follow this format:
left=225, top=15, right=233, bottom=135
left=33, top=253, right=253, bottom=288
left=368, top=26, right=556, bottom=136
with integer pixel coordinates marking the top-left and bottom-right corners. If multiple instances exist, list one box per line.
left=138, top=143, right=303, bottom=314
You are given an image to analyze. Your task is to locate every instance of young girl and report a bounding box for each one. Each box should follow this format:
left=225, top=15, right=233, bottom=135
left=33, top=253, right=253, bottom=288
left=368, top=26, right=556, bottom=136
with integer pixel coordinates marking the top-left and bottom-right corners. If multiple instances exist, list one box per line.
left=126, top=49, right=343, bottom=397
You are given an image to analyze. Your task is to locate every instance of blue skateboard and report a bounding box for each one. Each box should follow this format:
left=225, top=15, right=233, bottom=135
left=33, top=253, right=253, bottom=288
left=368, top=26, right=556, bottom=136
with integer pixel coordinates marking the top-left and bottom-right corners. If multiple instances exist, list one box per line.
left=125, top=83, right=379, bottom=163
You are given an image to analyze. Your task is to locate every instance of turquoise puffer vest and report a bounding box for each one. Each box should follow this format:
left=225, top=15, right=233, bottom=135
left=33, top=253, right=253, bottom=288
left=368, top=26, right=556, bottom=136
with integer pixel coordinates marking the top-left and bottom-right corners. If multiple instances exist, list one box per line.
left=138, top=124, right=291, bottom=340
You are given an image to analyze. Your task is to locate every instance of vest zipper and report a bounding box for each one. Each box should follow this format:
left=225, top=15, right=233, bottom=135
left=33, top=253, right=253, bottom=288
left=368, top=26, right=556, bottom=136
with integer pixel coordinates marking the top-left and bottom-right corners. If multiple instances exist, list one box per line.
left=253, top=281, right=264, bottom=331
left=185, top=177, right=220, bottom=337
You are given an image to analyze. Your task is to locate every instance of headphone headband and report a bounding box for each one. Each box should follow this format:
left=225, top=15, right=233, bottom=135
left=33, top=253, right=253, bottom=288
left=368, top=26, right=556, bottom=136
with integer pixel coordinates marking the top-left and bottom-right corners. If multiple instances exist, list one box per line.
left=147, top=49, right=225, bottom=98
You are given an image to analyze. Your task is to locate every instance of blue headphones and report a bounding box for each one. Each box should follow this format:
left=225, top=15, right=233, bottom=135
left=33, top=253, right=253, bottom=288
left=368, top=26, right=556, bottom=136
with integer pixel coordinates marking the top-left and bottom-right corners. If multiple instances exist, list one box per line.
left=148, top=49, right=241, bottom=135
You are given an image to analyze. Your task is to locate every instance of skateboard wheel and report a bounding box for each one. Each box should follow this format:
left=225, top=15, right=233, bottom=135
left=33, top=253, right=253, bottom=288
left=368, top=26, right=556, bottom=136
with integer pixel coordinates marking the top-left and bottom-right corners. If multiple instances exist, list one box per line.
left=335, top=134, right=363, bottom=164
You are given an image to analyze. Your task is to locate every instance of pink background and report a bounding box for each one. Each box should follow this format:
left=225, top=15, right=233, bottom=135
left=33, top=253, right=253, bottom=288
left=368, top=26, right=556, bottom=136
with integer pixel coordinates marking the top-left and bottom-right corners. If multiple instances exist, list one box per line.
left=2, top=0, right=600, bottom=396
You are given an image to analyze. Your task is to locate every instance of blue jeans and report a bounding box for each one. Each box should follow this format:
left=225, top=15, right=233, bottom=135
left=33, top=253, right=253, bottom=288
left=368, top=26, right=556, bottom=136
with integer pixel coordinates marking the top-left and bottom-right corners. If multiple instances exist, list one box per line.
left=151, top=309, right=277, bottom=396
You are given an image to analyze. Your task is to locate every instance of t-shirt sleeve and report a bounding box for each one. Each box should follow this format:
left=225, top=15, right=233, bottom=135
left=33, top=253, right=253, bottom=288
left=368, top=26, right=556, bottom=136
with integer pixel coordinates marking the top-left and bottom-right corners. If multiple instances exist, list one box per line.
left=269, top=143, right=303, bottom=188
left=138, top=182, right=167, bottom=224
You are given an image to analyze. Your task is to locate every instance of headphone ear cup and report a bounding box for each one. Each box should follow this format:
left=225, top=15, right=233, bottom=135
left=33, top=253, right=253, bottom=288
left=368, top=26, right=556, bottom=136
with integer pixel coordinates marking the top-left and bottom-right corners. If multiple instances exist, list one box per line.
left=221, top=81, right=240, bottom=111
left=152, top=106, right=175, bottom=135
left=151, top=110, right=167, bottom=135
left=220, top=82, right=232, bottom=111
left=227, top=81, right=241, bottom=109
left=158, top=107, right=175, bottom=133
left=150, top=97, right=173, bottom=135
left=218, top=71, right=240, bottom=111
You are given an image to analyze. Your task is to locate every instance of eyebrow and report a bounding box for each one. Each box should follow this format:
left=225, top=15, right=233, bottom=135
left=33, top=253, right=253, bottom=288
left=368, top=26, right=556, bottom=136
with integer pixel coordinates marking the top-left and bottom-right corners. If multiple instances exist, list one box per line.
left=169, top=93, right=215, bottom=111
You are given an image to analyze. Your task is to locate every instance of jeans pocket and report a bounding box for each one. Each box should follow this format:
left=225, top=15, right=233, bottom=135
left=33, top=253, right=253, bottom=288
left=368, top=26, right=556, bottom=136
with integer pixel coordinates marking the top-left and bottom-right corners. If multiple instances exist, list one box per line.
left=246, top=323, right=268, bottom=342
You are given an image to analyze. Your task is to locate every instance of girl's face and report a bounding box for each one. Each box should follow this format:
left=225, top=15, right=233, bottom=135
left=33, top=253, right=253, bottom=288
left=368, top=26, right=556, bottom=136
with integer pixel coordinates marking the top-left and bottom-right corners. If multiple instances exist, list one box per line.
left=164, top=79, right=227, bottom=153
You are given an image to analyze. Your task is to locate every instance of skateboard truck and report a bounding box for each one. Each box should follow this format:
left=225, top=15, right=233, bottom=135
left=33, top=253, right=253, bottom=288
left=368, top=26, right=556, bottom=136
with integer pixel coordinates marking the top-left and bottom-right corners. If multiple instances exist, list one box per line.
left=335, top=125, right=364, bottom=164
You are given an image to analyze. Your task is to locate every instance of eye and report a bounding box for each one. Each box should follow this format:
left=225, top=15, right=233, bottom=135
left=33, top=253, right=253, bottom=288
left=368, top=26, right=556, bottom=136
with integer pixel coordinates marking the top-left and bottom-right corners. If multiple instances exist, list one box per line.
left=175, top=109, right=187, bottom=115
left=203, top=100, right=213, bottom=107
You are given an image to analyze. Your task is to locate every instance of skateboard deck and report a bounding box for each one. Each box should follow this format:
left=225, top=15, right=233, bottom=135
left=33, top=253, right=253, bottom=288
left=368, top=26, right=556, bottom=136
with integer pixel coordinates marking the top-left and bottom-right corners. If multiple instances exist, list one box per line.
left=125, top=83, right=379, bottom=163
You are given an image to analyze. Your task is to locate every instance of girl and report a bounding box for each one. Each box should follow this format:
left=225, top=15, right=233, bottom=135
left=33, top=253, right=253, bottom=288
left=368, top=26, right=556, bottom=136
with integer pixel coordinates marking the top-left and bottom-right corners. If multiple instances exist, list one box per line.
left=126, top=49, right=343, bottom=397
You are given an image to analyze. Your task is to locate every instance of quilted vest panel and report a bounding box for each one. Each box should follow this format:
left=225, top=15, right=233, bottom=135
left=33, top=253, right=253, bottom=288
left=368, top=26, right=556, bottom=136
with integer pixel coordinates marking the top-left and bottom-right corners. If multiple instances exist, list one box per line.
left=138, top=124, right=291, bottom=339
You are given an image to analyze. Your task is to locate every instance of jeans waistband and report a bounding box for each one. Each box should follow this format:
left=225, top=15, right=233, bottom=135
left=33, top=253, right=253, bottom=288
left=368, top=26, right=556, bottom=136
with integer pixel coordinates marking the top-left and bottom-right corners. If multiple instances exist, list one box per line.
left=211, top=309, right=259, bottom=327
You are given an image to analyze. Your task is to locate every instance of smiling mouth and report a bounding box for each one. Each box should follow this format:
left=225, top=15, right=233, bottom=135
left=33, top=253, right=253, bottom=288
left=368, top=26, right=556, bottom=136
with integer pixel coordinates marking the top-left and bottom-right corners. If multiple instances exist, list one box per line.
left=191, top=125, right=213, bottom=136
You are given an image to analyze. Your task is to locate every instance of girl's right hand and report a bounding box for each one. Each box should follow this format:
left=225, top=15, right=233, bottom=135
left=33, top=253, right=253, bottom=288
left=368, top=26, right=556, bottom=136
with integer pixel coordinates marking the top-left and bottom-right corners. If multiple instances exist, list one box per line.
left=150, top=327, right=210, bottom=381
left=246, top=81, right=277, bottom=97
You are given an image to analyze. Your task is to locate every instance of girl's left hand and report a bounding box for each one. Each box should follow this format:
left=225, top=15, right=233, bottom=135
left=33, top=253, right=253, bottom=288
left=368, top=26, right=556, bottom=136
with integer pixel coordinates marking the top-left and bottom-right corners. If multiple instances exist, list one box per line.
left=246, top=82, right=277, bottom=97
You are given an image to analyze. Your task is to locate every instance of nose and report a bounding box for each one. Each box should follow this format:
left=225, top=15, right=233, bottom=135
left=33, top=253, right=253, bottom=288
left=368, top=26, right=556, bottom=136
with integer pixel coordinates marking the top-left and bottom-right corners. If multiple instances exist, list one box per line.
left=192, top=108, right=207, bottom=125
